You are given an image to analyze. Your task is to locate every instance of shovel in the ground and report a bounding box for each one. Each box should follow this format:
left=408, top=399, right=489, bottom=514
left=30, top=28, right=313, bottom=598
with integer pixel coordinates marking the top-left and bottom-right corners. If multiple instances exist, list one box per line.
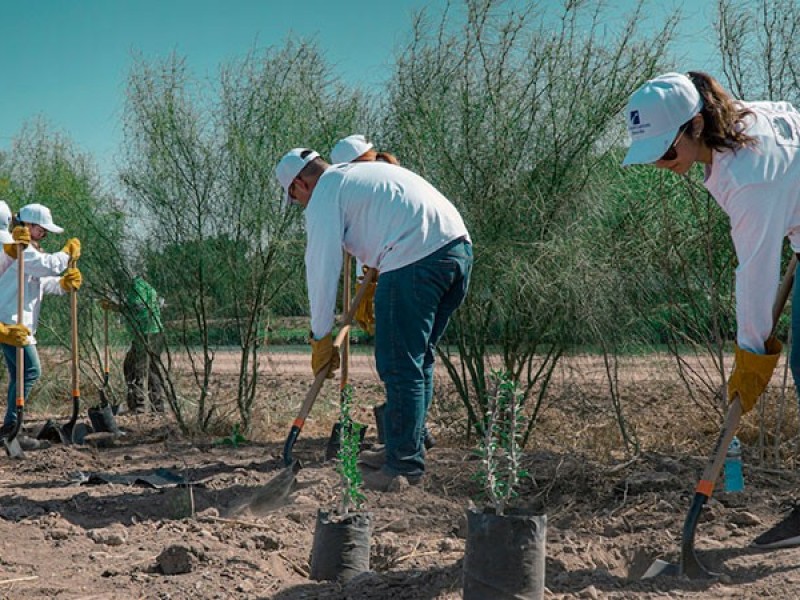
left=88, top=307, right=121, bottom=435
left=59, top=260, right=91, bottom=445
left=643, top=252, right=797, bottom=580
left=282, top=265, right=378, bottom=467
left=4, top=245, right=26, bottom=458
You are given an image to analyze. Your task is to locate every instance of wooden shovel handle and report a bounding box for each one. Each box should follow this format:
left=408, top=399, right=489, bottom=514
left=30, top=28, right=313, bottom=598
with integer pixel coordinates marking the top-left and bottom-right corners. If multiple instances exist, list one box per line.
left=15, top=246, right=24, bottom=408
left=293, top=266, right=378, bottom=427
left=69, top=258, right=79, bottom=399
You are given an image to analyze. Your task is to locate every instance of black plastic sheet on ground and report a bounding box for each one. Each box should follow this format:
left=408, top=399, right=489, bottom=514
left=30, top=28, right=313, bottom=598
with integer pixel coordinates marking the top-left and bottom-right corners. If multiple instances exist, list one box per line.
left=68, top=468, right=207, bottom=489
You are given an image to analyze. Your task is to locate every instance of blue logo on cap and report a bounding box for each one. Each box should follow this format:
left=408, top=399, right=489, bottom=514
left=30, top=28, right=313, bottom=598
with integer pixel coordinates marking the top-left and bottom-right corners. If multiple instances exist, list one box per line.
left=630, top=110, right=640, bottom=125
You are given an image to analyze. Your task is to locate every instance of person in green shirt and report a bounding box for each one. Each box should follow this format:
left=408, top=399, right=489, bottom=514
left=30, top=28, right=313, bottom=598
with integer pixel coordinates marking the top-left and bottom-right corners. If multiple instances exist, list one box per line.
left=103, top=276, right=165, bottom=413
left=124, top=276, right=165, bottom=413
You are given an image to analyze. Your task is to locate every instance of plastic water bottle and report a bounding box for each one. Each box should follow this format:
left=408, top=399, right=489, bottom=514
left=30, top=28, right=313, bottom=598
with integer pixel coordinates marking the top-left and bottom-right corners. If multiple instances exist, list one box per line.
left=724, top=436, right=744, bottom=492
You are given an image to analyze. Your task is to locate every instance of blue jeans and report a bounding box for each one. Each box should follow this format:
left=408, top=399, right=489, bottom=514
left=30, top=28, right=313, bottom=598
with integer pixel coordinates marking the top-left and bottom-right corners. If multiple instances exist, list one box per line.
left=2, top=343, right=41, bottom=427
left=374, top=238, right=473, bottom=478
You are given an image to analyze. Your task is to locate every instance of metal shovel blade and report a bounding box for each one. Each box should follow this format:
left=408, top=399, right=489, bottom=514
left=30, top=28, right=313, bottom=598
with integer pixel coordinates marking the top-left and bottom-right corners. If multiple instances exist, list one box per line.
left=3, top=435, right=23, bottom=459
left=641, top=559, right=679, bottom=579
left=70, top=422, right=92, bottom=445
left=641, top=493, right=718, bottom=580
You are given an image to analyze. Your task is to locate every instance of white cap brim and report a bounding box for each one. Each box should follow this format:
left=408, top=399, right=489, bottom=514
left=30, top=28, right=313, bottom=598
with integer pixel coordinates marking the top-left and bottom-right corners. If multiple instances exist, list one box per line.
left=40, top=223, right=64, bottom=233
left=0, top=231, right=12, bottom=244
left=622, top=126, right=679, bottom=166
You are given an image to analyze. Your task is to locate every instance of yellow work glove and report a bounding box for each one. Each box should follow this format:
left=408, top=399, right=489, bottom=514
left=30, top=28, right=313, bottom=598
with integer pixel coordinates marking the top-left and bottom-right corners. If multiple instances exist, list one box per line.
left=354, top=268, right=377, bottom=335
left=61, top=238, right=81, bottom=261
left=0, top=323, right=31, bottom=347
left=60, top=267, right=83, bottom=292
left=728, top=337, right=782, bottom=414
left=310, top=333, right=340, bottom=379
left=2, top=226, right=30, bottom=260
left=12, top=226, right=30, bottom=246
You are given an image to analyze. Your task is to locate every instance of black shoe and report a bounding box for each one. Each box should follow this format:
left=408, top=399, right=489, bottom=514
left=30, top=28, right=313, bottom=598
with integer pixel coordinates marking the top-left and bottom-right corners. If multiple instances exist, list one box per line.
left=752, top=502, right=800, bottom=549
left=0, top=422, right=16, bottom=438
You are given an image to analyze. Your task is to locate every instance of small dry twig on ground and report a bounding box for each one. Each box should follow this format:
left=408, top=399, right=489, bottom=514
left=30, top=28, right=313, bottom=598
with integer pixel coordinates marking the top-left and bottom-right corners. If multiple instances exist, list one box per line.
left=0, top=575, right=38, bottom=585
left=278, top=552, right=309, bottom=577
left=198, top=515, right=273, bottom=530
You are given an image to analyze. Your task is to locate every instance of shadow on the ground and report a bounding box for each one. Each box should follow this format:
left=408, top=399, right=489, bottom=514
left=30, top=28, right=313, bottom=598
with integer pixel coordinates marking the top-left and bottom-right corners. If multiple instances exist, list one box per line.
left=545, top=544, right=800, bottom=595
left=0, top=435, right=347, bottom=529
left=263, top=560, right=462, bottom=600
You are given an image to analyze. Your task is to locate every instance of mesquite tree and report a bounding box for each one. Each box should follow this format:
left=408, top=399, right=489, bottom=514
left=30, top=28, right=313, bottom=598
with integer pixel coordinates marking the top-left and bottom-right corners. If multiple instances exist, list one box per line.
left=384, top=0, right=677, bottom=440
left=120, top=43, right=369, bottom=433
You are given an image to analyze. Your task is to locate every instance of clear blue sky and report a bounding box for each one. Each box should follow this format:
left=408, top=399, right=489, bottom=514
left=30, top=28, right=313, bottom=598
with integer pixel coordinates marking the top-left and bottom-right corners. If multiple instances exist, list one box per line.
left=0, top=0, right=716, bottom=185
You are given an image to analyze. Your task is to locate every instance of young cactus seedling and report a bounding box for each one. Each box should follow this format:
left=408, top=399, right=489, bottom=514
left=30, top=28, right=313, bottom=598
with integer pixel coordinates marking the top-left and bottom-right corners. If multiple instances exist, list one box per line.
left=474, top=370, right=529, bottom=516
left=336, top=384, right=365, bottom=516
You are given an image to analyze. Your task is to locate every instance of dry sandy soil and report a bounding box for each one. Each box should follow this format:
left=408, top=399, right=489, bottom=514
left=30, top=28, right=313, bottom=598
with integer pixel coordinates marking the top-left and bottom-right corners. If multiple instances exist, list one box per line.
left=1, top=349, right=800, bottom=599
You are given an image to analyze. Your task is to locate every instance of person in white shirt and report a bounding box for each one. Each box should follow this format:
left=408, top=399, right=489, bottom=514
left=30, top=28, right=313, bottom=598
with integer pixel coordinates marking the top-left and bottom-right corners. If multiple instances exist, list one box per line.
left=623, top=71, right=800, bottom=549
left=0, top=201, right=31, bottom=348
left=275, top=148, right=473, bottom=491
left=0, top=203, right=82, bottom=440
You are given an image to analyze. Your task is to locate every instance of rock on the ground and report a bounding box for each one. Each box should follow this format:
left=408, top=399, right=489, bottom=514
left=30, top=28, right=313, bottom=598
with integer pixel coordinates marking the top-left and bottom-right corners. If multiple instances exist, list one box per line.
left=87, top=527, right=127, bottom=546
left=157, top=544, right=196, bottom=575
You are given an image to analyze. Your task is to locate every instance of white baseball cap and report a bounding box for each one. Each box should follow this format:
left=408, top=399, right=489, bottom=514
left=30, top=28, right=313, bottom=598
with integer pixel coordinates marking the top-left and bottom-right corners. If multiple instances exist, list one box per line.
left=0, top=201, right=13, bottom=244
left=19, top=203, right=64, bottom=233
left=622, top=72, right=704, bottom=166
left=275, top=148, right=320, bottom=206
left=330, top=134, right=373, bottom=164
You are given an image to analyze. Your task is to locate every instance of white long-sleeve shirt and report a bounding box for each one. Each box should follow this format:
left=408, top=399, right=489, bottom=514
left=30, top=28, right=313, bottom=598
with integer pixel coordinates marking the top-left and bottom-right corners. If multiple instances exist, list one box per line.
left=305, top=162, right=470, bottom=338
left=704, top=101, right=800, bottom=353
left=0, top=247, right=69, bottom=343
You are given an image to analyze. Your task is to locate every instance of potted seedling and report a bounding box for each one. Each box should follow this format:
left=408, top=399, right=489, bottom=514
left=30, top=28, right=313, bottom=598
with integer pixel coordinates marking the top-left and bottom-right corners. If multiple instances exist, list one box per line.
left=463, top=370, right=546, bottom=600
left=309, top=384, right=372, bottom=582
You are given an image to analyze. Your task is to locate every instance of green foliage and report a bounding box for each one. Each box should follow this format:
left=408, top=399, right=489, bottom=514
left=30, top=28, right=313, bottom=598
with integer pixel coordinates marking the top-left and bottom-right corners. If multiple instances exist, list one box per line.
left=473, top=371, right=528, bottom=516
left=214, top=423, right=248, bottom=448
left=336, top=384, right=365, bottom=515
left=384, top=0, right=679, bottom=440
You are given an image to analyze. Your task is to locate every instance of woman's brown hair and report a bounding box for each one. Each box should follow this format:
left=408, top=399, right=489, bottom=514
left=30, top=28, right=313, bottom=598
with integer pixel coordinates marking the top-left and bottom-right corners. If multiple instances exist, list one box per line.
left=686, top=71, right=756, bottom=152
left=352, top=149, right=400, bottom=165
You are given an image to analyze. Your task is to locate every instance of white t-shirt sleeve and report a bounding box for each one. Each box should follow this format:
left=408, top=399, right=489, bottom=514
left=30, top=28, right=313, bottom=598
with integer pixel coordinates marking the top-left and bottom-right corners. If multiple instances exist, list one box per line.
left=41, top=276, right=66, bottom=296
left=305, top=178, right=345, bottom=339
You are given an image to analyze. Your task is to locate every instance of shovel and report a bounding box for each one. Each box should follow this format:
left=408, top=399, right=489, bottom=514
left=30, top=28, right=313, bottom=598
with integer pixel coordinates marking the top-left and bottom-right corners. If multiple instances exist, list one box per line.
left=59, top=259, right=91, bottom=445
left=87, top=307, right=121, bottom=434
left=283, top=265, right=377, bottom=467
left=4, top=244, right=26, bottom=458
left=643, top=252, right=797, bottom=580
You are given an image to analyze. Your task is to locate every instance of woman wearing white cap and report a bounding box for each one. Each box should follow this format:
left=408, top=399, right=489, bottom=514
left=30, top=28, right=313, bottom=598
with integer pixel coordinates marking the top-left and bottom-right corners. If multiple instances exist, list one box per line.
left=275, top=148, right=472, bottom=491
left=330, top=134, right=399, bottom=165
left=0, top=201, right=31, bottom=348
left=0, top=203, right=82, bottom=439
left=623, top=72, right=800, bottom=549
